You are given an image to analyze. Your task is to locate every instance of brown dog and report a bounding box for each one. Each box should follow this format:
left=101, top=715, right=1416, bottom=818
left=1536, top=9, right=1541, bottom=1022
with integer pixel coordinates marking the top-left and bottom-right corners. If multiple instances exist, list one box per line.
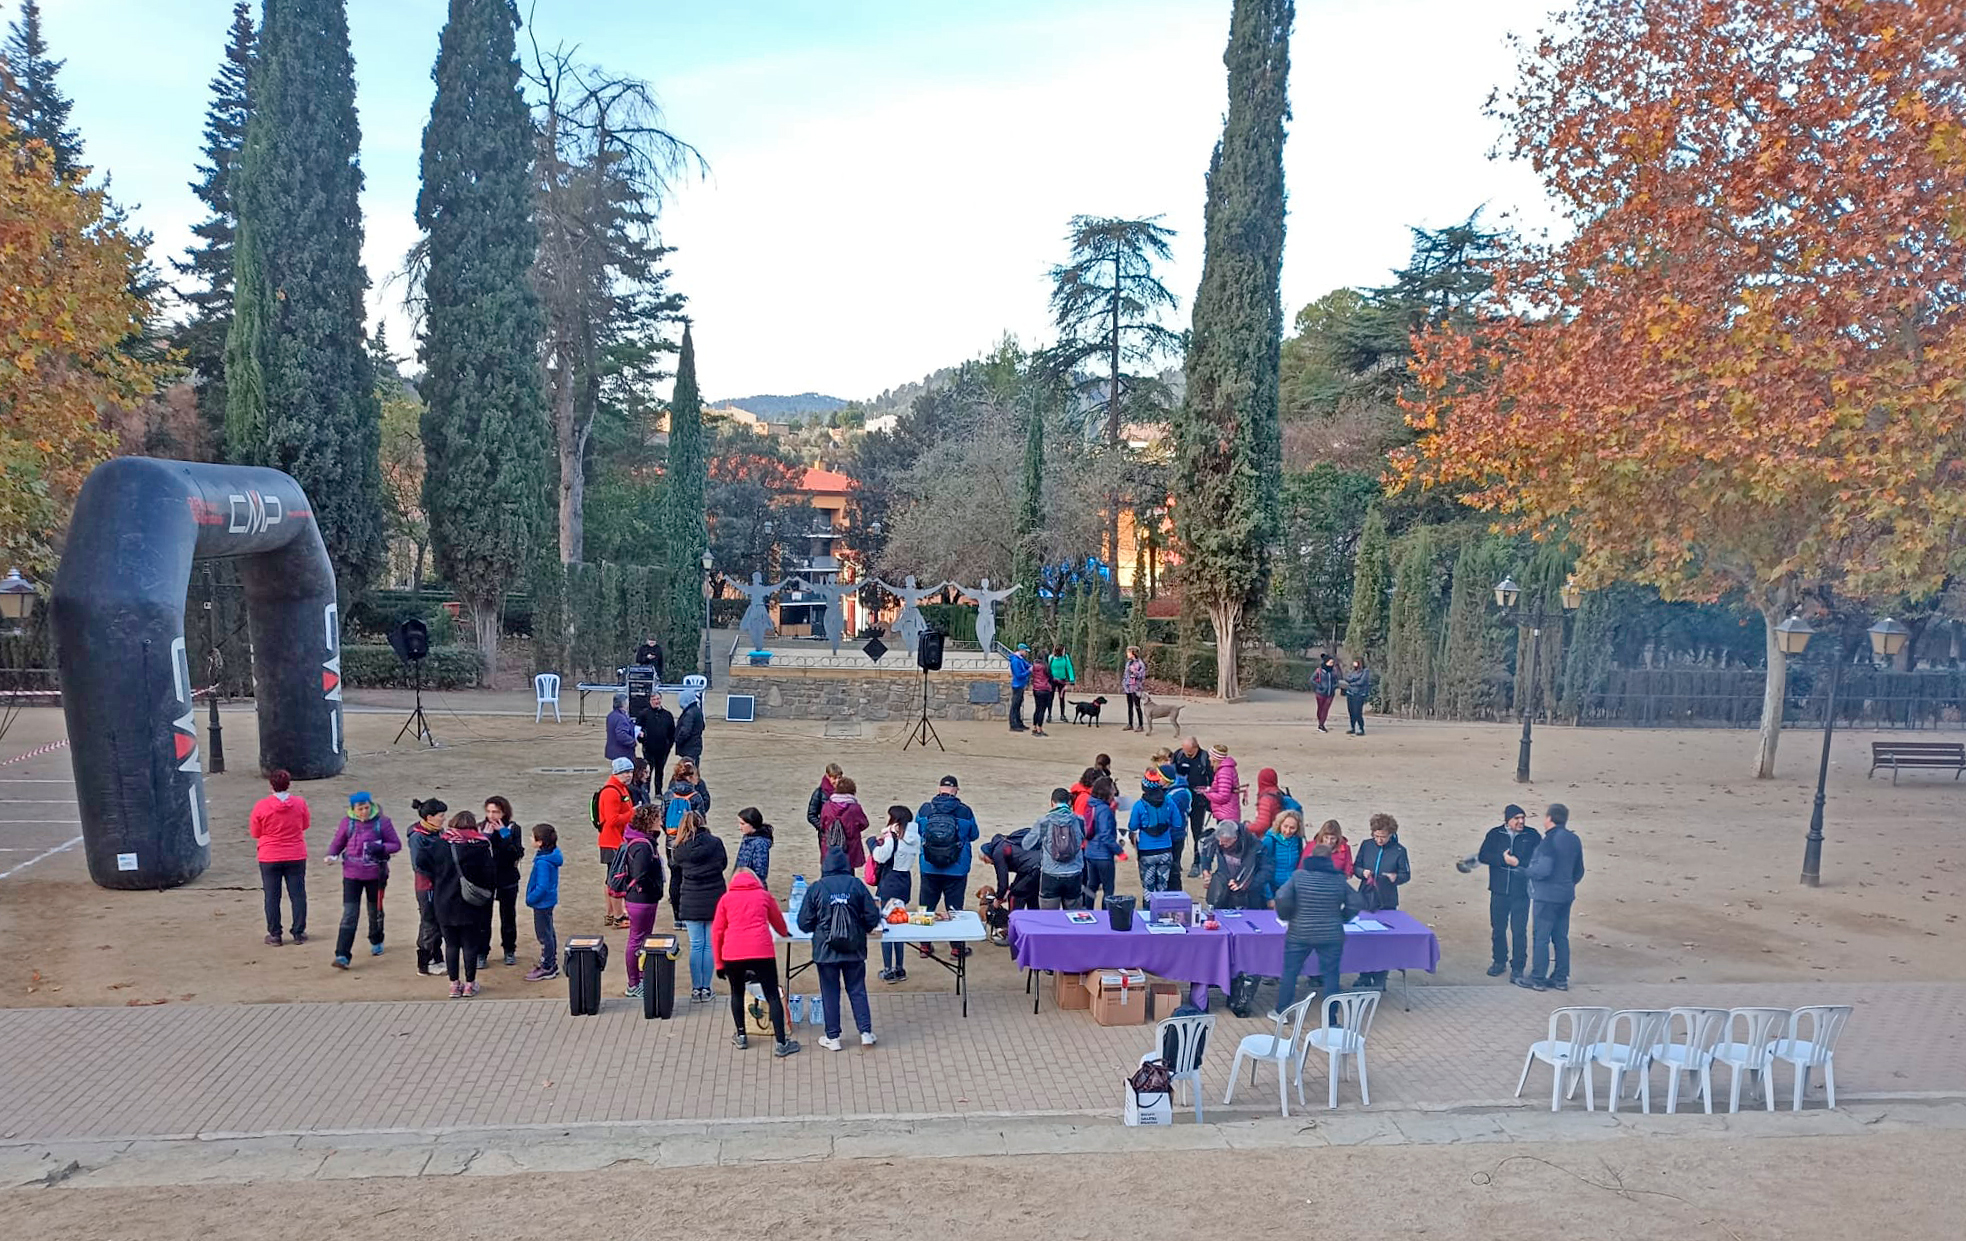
left=1142, top=694, right=1183, bottom=736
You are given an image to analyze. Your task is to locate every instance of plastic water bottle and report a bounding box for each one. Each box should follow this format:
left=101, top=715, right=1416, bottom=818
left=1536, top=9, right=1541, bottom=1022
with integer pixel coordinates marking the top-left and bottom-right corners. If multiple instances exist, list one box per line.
left=788, top=874, right=808, bottom=927
left=788, top=994, right=805, bottom=1024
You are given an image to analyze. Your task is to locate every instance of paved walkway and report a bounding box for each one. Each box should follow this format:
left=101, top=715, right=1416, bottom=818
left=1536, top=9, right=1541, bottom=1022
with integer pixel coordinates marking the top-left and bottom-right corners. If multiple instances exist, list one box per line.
left=3, top=980, right=1962, bottom=1143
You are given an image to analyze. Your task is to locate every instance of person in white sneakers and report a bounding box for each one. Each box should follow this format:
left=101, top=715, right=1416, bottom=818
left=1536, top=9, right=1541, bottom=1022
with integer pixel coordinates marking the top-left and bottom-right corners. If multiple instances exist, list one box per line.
left=795, top=846, right=882, bottom=1050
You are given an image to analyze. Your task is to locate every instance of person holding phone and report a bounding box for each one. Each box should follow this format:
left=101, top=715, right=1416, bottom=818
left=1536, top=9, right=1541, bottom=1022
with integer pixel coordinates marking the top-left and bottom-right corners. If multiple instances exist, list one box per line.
left=1477, top=803, right=1540, bottom=981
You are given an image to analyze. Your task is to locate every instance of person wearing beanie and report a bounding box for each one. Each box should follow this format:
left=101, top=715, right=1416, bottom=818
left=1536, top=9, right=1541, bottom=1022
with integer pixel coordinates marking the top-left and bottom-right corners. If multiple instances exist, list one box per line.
left=1478, top=804, right=1540, bottom=980
left=1200, top=743, right=1241, bottom=877
left=1520, top=802, right=1585, bottom=992
left=596, top=758, right=637, bottom=928
left=1249, top=767, right=1286, bottom=836
left=1128, top=769, right=1185, bottom=893
left=326, top=792, right=401, bottom=969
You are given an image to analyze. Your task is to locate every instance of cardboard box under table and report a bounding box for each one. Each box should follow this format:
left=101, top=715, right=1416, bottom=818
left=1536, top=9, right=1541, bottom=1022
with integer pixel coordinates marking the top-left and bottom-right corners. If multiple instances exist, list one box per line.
left=1008, top=908, right=1230, bottom=1014
left=1054, top=970, right=1091, bottom=1010
left=1084, top=968, right=1149, bottom=1025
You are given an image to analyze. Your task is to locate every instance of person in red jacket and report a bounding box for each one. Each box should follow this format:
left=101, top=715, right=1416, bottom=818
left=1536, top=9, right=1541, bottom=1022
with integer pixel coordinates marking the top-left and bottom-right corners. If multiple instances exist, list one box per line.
left=1249, top=767, right=1285, bottom=837
left=250, top=769, right=311, bottom=946
left=817, top=775, right=869, bottom=871
left=711, top=869, right=800, bottom=1056
left=595, top=757, right=636, bottom=927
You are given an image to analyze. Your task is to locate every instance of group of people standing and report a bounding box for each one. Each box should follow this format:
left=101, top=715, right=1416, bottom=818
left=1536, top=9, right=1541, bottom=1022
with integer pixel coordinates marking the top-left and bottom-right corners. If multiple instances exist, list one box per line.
left=1004, top=642, right=1084, bottom=735
left=1475, top=801, right=1586, bottom=992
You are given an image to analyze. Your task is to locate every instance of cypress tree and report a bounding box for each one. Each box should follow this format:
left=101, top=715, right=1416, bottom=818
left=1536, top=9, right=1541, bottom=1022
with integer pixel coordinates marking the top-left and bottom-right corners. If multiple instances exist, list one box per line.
left=173, top=1, right=255, bottom=453
left=1008, top=397, right=1045, bottom=644
left=1169, top=0, right=1292, bottom=699
left=661, top=324, right=708, bottom=673
left=225, top=0, right=382, bottom=601
left=1345, top=506, right=1390, bottom=664
left=416, top=0, right=549, bottom=674
left=0, top=1, right=82, bottom=177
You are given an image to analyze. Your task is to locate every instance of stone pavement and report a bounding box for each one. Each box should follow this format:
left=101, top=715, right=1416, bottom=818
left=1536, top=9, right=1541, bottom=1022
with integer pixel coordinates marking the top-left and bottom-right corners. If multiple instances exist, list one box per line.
left=3, top=980, right=1962, bottom=1145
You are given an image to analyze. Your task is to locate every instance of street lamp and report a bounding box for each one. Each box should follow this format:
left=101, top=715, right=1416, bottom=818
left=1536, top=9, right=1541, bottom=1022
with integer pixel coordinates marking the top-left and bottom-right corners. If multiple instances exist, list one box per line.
left=0, top=568, right=35, bottom=631
left=700, top=550, right=714, bottom=688
left=1493, top=574, right=1582, bottom=784
left=1783, top=612, right=1912, bottom=887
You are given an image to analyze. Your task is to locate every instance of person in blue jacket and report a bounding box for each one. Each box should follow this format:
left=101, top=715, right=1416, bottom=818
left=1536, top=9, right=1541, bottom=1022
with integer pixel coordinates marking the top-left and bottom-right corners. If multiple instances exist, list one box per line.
left=1260, top=809, right=1308, bottom=905
left=604, top=694, right=637, bottom=762
left=1079, top=776, right=1121, bottom=910
left=916, top=775, right=980, bottom=957
left=1128, top=769, right=1185, bottom=894
left=1006, top=644, right=1033, bottom=732
left=1153, top=750, right=1193, bottom=885
left=523, top=824, right=563, bottom=981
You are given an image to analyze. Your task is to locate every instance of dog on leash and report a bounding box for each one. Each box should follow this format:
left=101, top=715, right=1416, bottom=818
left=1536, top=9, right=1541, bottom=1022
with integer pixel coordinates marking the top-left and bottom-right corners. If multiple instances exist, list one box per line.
left=1072, top=696, right=1109, bottom=726
left=1141, top=694, right=1183, bottom=736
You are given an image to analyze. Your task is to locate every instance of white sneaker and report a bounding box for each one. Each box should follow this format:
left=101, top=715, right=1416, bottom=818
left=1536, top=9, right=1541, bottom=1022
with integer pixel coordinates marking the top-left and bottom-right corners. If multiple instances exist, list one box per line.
left=860, top=1032, right=877, bottom=1047
left=819, top=1036, right=842, bottom=1052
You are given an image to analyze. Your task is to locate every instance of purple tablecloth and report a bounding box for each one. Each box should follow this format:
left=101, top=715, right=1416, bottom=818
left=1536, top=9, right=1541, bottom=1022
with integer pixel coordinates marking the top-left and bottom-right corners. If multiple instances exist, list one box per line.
left=1007, top=909, right=1236, bottom=992
left=1221, top=909, right=1440, bottom=979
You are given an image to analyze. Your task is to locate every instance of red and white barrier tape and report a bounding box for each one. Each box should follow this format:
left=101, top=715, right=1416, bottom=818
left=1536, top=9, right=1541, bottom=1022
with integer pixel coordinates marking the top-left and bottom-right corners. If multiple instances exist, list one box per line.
left=0, top=738, right=67, bottom=767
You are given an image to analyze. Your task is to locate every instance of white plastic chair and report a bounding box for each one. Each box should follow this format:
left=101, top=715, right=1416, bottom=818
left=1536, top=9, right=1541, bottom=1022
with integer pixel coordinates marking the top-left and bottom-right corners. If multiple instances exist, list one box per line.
left=1649, top=1007, right=1729, bottom=1114
left=1766, top=1005, right=1852, bottom=1111
left=1299, top=990, right=1381, bottom=1109
left=1223, top=995, right=1316, bottom=1117
left=1570, top=1009, right=1669, bottom=1113
left=1139, top=1013, right=1216, bottom=1122
left=1516, top=1006, right=1610, bottom=1112
left=1711, top=1007, right=1791, bottom=1113
left=534, top=672, right=562, bottom=723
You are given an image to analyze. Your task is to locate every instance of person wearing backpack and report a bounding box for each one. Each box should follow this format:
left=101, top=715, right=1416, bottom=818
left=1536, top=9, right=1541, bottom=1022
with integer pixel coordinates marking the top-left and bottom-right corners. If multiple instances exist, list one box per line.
left=612, top=805, right=666, bottom=999
left=326, top=791, right=400, bottom=969
left=1128, top=769, right=1184, bottom=894
left=1249, top=768, right=1288, bottom=837
left=872, top=806, right=919, bottom=981
left=817, top=775, right=870, bottom=872
left=594, top=758, right=636, bottom=928
left=796, top=846, right=883, bottom=1051
left=661, top=759, right=712, bottom=859
left=1080, top=776, right=1121, bottom=910
left=1023, top=787, right=1084, bottom=909
left=916, top=776, right=980, bottom=955
left=416, top=810, right=495, bottom=998
left=669, top=810, right=729, bottom=1002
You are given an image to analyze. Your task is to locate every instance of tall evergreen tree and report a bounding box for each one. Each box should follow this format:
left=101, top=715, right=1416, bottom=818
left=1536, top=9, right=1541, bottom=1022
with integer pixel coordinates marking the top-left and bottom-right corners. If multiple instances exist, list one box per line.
left=226, top=0, right=382, bottom=601
left=1008, top=394, right=1046, bottom=644
left=1170, top=0, right=1292, bottom=698
left=0, top=1, right=81, bottom=177
left=1344, top=505, right=1391, bottom=664
left=661, top=324, right=708, bottom=673
left=417, top=0, right=550, bottom=673
left=172, top=1, right=255, bottom=453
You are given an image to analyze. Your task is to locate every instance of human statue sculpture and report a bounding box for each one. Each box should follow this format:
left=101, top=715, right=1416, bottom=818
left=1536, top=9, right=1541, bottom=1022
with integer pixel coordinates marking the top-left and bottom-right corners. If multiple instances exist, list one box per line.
left=793, top=576, right=857, bottom=658
left=875, top=575, right=951, bottom=663
left=726, top=571, right=789, bottom=653
left=955, top=578, right=1019, bottom=657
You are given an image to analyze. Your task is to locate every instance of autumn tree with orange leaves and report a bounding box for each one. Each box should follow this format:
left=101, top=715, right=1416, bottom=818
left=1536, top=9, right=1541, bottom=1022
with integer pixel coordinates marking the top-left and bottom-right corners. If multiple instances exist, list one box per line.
left=0, top=121, right=160, bottom=578
left=1397, top=0, right=1966, bottom=778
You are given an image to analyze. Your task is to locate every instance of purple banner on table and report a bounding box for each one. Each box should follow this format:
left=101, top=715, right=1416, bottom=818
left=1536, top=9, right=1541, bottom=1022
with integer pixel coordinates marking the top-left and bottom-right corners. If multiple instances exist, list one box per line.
left=1221, top=909, right=1441, bottom=979
left=1007, top=909, right=1236, bottom=992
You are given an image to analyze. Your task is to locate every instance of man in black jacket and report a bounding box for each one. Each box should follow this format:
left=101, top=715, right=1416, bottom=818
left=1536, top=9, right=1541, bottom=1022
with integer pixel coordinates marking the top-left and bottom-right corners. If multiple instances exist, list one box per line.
left=1273, top=845, right=1359, bottom=1014
left=1169, top=737, right=1213, bottom=878
left=796, top=846, right=883, bottom=1050
left=636, top=691, right=675, bottom=778
left=1478, top=803, right=1540, bottom=981
left=674, top=687, right=706, bottom=765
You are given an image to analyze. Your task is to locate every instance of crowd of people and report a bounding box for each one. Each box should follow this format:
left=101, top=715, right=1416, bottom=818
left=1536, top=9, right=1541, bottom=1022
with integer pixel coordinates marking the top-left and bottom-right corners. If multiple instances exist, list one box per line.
left=243, top=678, right=1587, bottom=1054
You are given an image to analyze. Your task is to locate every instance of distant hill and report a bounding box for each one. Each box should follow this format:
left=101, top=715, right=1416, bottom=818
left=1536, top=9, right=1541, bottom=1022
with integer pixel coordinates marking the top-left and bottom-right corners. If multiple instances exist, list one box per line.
left=712, top=392, right=848, bottom=422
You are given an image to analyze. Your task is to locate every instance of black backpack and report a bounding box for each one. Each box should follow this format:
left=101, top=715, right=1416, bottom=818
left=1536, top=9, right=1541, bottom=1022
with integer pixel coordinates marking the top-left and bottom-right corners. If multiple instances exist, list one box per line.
left=823, top=892, right=860, bottom=954
left=920, top=807, right=963, bottom=869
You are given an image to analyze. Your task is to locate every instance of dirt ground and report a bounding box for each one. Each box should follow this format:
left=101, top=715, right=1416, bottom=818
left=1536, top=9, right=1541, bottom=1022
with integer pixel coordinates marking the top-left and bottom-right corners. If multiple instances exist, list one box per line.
left=3, top=689, right=1963, bottom=1009
left=9, top=1130, right=1963, bottom=1241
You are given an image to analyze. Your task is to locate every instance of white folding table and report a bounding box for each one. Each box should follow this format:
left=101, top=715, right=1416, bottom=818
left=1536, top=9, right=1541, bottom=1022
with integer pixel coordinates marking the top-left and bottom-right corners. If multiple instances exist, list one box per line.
left=776, top=910, right=988, bottom=1017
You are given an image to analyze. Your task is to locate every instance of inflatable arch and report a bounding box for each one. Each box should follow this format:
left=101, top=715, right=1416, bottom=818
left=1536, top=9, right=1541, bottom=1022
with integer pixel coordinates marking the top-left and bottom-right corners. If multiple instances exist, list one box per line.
left=51, top=458, right=345, bottom=890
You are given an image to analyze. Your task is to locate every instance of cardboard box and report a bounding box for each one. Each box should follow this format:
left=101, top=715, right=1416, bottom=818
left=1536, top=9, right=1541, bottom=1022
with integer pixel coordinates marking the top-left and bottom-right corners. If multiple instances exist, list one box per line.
left=1054, top=970, right=1091, bottom=1010
left=1147, top=979, right=1185, bottom=1021
left=1086, top=968, right=1149, bottom=1026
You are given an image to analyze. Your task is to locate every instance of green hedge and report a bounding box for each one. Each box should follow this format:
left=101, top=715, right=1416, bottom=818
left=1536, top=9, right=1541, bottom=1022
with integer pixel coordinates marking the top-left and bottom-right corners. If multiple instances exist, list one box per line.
left=341, top=644, right=484, bottom=689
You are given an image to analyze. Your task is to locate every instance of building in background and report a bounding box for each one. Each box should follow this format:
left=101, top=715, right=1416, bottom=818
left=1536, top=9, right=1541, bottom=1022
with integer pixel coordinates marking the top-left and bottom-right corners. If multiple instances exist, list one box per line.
left=776, top=467, right=859, bottom=639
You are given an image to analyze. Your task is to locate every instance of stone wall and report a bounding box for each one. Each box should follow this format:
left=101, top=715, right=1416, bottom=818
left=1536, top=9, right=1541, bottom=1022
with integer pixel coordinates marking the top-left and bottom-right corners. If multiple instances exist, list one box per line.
left=725, top=666, right=1008, bottom=722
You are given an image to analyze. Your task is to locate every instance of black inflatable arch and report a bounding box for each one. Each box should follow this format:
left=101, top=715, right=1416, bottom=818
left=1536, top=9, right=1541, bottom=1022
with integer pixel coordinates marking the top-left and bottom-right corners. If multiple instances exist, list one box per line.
left=51, top=457, right=345, bottom=890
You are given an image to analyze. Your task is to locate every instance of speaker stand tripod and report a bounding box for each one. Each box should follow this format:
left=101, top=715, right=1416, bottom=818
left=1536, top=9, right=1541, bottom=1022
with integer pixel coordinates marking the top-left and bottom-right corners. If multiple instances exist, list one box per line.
left=901, top=667, right=943, bottom=752
left=393, top=659, right=436, bottom=747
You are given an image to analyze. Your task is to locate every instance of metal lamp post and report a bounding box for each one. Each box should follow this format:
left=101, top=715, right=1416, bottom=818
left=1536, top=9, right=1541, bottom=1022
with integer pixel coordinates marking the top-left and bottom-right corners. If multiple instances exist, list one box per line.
left=1494, top=574, right=1583, bottom=784
left=700, top=550, right=714, bottom=687
left=1781, top=612, right=1912, bottom=886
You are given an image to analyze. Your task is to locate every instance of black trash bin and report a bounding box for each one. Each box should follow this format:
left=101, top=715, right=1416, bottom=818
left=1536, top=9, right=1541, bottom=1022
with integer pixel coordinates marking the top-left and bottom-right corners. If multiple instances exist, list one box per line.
left=565, top=936, right=609, bottom=1016
left=1103, top=894, right=1137, bottom=932
left=641, top=933, right=679, bottom=1019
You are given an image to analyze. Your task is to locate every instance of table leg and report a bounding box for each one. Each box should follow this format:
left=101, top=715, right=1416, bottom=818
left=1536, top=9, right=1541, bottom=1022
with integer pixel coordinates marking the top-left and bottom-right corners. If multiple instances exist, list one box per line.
left=1402, top=968, right=1411, bottom=1012
left=1033, top=969, right=1042, bottom=1015
left=959, top=951, right=967, bottom=1018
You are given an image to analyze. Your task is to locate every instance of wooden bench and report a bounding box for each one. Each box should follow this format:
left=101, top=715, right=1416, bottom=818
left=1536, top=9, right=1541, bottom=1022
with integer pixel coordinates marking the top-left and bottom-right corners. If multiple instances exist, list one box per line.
left=1868, top=741, right=1966, bottom=785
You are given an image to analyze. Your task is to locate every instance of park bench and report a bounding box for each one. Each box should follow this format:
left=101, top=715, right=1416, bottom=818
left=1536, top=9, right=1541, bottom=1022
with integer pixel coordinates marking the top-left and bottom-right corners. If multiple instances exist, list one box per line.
left=1867, top=741, right=1966, bottom=785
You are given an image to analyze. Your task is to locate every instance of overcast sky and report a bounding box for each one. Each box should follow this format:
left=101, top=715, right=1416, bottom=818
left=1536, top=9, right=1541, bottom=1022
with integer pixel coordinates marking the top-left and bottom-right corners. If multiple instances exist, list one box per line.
left=44, top=0, right=1563, bottom=400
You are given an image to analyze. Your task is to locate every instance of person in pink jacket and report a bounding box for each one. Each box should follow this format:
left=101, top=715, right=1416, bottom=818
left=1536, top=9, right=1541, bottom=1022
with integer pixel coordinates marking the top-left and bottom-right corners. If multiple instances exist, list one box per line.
left=249, top=770, right=311, bottom=946
left=1199, top=743, right=1241, bottom=877
left=711, top=869, right=800, bottom=1056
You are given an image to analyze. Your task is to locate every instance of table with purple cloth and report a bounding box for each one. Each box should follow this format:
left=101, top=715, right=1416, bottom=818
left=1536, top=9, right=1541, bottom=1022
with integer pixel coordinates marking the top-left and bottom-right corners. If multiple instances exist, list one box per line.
left=1007, top=909, right=1231, bottom=1012
left=1221, top=909, right=1440, bottom=1010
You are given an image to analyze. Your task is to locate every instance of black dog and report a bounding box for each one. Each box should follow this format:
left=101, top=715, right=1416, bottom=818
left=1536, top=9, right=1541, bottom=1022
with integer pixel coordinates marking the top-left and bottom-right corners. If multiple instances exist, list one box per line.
left=1072, top=696, right=1109, bottom=726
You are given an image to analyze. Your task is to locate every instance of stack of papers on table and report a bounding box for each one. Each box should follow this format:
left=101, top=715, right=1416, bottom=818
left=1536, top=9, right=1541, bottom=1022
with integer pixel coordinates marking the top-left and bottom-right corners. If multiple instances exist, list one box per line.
left=1346, top=918, right=1390, bottom=932
left=1145, top=921, right=1187, bottom=934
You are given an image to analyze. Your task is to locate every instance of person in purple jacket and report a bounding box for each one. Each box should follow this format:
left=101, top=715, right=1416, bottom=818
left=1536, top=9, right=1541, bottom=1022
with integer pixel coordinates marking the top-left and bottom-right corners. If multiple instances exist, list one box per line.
left=327, top=792, right=401, bottom=969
